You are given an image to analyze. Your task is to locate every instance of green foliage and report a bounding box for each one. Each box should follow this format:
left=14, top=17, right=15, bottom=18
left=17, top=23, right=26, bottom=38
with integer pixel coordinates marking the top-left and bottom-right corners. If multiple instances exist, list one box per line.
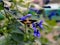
left=0, top=13, right=5, bottom=20
left=45, top=20, right=57, bottom=26
left=0, top=2, right=4, bottom=10
left=40, top=37, right=49, bottom=45
left=0, top=0, right=58, bottom=45
left=43, top=24, right=52, bottom=34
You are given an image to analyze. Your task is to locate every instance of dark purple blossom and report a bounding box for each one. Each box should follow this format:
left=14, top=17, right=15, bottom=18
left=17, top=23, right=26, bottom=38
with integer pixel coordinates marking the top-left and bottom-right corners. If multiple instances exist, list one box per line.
left=37, top=10, right=43, bottom=18
left=39, top=20, right=43, bottom=29
left=32, top=23, right=36, bottom=27
left=35, top=22, right=39, bottom=26
left=29, top=8, right=38, bottom=12
left=48, top=10, right=57, bottom=20
left=32, top=23, right=41, bottom=38
left=32, top=27, right=37, bottom=31
left=37, top=10, right=43, bottom=14
left=19, top=14, right=32, bottom=21
left=32, top=23, right=37, bottom=31
left=25, top=14, right=32, bottom=17
left=32, top=20, right=43, bottom=29
left=30, top=8, right=42, bottom=14
left=34, top=30, right=40, bottom=38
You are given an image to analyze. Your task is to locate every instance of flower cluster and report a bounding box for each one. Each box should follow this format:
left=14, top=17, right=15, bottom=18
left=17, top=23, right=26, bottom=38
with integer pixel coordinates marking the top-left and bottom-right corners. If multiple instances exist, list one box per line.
left=32, top=20, right=43, bottom=38
left=19, top=14, right=43, bottom=38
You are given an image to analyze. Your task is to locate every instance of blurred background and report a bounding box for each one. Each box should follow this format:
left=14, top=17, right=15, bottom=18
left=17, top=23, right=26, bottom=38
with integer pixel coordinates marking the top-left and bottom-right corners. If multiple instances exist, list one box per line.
left=0, top=0, right=60, bottom=45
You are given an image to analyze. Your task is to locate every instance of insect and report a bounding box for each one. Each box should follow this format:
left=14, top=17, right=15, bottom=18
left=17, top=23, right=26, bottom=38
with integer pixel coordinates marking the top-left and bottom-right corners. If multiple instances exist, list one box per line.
left=19, top=14, right=37, bottom=27
left=21, top=19, right=37, bottom=27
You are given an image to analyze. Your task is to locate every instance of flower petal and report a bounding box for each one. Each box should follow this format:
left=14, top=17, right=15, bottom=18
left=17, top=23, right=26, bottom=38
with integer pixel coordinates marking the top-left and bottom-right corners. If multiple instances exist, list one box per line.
left=37, top=30, right=40, bottom=38
left=33, top=27, right=37, bottom=31
left=34, top=30, right=40, bottom=38
left=32, top=23, right=36, bottom=27
left=39, top=20, right=43, bottom=29
left=26, top=14, right=32, bottom=17
left=39, top=20, right=43, bottom=24
left=19, top=14, right=32, bottom=21
left=19, top=16, right=26, bottom=21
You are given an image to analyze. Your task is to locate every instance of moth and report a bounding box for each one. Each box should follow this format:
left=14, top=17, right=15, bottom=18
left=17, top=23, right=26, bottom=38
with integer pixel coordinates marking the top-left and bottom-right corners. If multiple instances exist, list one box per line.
left=21, top=19, right=37, bottom=27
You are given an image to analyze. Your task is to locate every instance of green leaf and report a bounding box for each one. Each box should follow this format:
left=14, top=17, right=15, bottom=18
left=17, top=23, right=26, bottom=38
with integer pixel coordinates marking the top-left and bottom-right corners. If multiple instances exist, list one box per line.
left=11, top=33, right=24, bottom=42
left=40, top=37, right=49, bottom=44
left=0, top=2, right=4, bottom=10
left=28, top=10, right=36, bottom=15
left=45, top=20, right=57, bottom=26
left=0, top=36, right=6, bottom=45
left=43, top=24, right=52, bottom=33
left=31, top=15, right=38, bottom=20
left=7, top=24, right=24, bottom=34
left=10, top=28, right=24, bottom=34
left=0, top=13, right=5, bottom=20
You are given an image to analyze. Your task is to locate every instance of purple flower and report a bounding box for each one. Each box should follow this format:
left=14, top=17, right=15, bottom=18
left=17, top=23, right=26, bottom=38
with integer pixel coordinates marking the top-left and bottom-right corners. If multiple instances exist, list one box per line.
left=19, top=14, right=32, bottom=21
left=48, top=11, right=57, bottom=20
left=32, top=20, right=43, bottom=29
left=32, top=20, right=43, bottom=38
left=33, top=27, right=37, bottom=31
left=29, top=8, right=38, bottom=12
left=32, top=23, right=37, bottom=31
left=32, top=23, right=36, bottom=27
left=32, top=23, right=41, bottom=38
left=34, top=30, right=40, bottom=38
left=26, top=14, right=32, bottom=17
left=37, top=10, right=43, bottom=14
left=39, top=20, right=43, bottom=29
